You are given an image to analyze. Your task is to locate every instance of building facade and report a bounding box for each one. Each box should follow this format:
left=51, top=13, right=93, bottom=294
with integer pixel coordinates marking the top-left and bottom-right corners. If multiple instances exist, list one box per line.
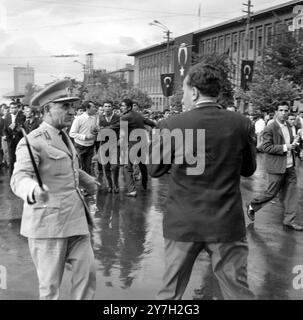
left=108, top=64, right=135, bottom=88
left=14, top=66, right=35, bottom=94
left=128, top=0, right=303, bottom=112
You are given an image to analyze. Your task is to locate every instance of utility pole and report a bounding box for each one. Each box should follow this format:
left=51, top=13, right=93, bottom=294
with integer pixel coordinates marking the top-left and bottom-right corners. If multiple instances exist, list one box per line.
left=243, top=0, right=253, bottom=60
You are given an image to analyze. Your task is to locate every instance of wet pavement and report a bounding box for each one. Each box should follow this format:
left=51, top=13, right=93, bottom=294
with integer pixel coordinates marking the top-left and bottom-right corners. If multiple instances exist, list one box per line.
left=1, top=154, right=303, bottom=300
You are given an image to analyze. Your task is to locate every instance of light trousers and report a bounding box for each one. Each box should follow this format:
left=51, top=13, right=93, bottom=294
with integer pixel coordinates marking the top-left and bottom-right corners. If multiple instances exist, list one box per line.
left=28, top=235, right=96, bottom=300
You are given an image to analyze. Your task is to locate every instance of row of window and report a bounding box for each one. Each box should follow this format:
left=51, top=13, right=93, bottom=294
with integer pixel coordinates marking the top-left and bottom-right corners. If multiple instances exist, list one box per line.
left=199, top=19, right=293, bottom=57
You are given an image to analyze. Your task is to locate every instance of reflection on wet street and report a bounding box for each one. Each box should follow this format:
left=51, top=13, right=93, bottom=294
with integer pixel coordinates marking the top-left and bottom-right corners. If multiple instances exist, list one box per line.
left=1, top=154, right=303, bottom=299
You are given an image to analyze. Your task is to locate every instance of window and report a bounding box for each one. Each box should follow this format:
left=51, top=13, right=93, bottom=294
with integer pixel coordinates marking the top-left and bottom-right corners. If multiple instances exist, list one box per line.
left=200, top=40, right=205, bottom=56
left=206, top=39, right=211, bottom=54
left=213, top=39, right=217, bottom=52
left=249, top=30, right=254, bottom=49
left=240, top=31, right=245, bottom=56
left=233, top=33, right=238, bottom=52
left=219, top=36, right=224, bottom=53
left=266, top=25, right=273, bottom=45
left=257, top=27, right=263, bottom=56
left=225, top=35, right=231, bottom=53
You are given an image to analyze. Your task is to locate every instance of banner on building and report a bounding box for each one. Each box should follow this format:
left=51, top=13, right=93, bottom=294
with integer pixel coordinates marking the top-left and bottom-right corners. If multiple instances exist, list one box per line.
left=160, top=73, right=174, bottom=97
left=240, top=60, right=254, bottom=91
left=174, top=33, right=194, bottom=91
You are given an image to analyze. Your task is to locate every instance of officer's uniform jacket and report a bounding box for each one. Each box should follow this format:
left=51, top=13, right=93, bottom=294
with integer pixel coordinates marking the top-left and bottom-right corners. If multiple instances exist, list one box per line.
left=10, top=121, right=96, bottom=238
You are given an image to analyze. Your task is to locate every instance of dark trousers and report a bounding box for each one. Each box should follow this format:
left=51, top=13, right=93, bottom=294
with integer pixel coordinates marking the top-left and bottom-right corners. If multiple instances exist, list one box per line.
left=157, top=238, right=254, bottom=300
left=251, top=167, right=297, bottom=225
left=75, top=143, right=94, bottom=175
left=123, top=144, right=148, bottom=192
left=7, top=139, right=19, bottom=176
left=124, top=162, right=148, bottom=192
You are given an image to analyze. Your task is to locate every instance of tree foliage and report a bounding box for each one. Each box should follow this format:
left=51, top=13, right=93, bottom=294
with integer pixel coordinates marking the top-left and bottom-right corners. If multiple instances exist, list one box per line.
left=23, top=82, right=40, bottom=105
left=244, top=29, right=303, bottom=113
left=84, top=71, right=152, bottom=108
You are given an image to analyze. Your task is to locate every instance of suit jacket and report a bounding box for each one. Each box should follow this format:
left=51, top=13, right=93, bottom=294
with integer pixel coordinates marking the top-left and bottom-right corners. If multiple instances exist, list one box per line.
left=23, top=117, right=41, bottom=134
left=97, top=113, right=120, bottom=144
left=149, top=102, right=256, bottom=243
left=10, top=121, right=96, bottom=238
left=262, top=120, right=295, bottom=174
left=4, top=112, right=26, bottom=143
left=120, top=110, right=155, bottom=138
left=0, top=117, right=4, bottom=137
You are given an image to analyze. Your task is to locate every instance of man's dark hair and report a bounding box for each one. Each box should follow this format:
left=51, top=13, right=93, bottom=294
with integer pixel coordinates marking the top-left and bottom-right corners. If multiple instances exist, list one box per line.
left=275, top=101, right=289, bottom=110
left=9, top=102, right=18, bottom=107
left=121, top=98, right=133, bottom=110
left=163, top=109, right=170, bottom=113
left=82, top=100, right=95, bottom=110
left=103, top=100, right=113, bottom=106
left=186, top=62, right=221, bottom=97
left=288, top=112, right=296, bottom=118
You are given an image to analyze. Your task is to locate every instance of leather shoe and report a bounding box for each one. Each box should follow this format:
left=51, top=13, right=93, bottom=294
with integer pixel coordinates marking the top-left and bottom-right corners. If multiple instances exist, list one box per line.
left=283, top=223, right=303, bottom=231
left=125, top=191, right=137, bottom=197
left=107, top=188, right=112, bottom=193
left=246, top=204, right=255, bottom=222
left=113, top=186, right=119, bottom=193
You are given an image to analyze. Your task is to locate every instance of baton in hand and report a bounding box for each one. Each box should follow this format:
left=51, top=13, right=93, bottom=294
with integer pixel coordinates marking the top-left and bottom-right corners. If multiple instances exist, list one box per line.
left=21, top=128, right=44, bottom=190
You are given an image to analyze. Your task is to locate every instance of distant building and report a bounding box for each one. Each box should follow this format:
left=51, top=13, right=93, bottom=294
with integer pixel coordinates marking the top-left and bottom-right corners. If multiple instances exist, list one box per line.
left=108, top=64, right=134, bottom=88
left=14, top=66, right=35, bottom=94
left=128, top=0, right=303, bottom=112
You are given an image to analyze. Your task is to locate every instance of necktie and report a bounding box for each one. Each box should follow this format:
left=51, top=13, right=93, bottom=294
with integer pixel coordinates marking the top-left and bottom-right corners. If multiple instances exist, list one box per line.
left=59, top=130, right=70, bottom=150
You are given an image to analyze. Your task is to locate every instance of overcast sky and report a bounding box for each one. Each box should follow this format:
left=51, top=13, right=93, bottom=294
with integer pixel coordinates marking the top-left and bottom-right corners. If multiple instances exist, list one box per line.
left=0, top=0, right=296, bottom=98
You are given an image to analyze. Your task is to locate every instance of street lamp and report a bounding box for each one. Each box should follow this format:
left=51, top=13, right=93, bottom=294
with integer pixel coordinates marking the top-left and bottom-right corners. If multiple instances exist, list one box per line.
left=149, top=20, right=172, bottom=109
left=149, top=20, right=171, bottom=74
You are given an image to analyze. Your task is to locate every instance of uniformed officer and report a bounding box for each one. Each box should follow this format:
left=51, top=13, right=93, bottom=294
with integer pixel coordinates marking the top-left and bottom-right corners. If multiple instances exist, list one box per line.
left=10, top=80, right=98, bottom=300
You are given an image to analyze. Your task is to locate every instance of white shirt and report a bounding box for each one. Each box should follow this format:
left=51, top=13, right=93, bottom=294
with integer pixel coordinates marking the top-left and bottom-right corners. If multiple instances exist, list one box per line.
left=255, top=118, right=265, bottom=134
left=276, top=120, right=293, bottom=168
left=11, top=113, right=16, bottom=124
left=69, top=112, right=97, bottom=146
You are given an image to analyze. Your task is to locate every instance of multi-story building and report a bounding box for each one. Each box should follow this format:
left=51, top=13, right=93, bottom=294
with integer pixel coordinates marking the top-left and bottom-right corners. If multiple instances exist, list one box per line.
left=108, top=64, right=135, bottom=88
left=128, top=0, right=303, bottom=112
left=14, top=65, right=35, bottom=94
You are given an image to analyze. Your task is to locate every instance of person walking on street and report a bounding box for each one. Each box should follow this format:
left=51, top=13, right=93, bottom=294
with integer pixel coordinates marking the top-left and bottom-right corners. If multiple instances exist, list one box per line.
left=247, top=102, right=302, bottom=231
left=149, top=62, right=256, bottom=300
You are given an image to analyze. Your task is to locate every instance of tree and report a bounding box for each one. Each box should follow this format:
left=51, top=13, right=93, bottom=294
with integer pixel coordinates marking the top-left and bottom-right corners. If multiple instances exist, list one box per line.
left=23, top=83, right=40, bottom=105
left=242, top=29, right=303, bottom=113
left=122, top=88, right=152, bottom=109
left=84, top=71, right=152, bottom=108
left=263, top=29, right=303, bottom=87
left=236, top=69, right=300, bottom=113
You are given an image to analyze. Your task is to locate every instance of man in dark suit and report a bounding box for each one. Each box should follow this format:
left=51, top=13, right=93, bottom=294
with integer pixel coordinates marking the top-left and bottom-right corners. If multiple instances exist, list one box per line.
left=0, top=108, right=5, bottom=168
left=247, top=102, right=302, bottom=231
left=23, top=105, right=41, bottom=134
left=4, top=102, right=26, bottom=175
left=119, top=99, right=155, bottom=197
left=97, top=100, right=120, bottom=193
left=149, top=62, right=256, bottom=300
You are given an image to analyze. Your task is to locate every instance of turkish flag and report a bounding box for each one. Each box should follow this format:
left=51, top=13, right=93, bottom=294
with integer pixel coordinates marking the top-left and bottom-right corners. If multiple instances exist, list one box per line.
left=161, top=73, right=175, bottom=97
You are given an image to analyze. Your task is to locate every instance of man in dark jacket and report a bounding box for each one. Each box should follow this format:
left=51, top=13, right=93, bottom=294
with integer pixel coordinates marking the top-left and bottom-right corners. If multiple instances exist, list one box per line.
left=120, top=99, right=155, bottom=197
left=247, top=101, right=302, bottom=231
left=4, top=102, right=26, bottom=175
left=97, top=100, right=120, bottom=193
left=149, top=62, right=256, bottom=300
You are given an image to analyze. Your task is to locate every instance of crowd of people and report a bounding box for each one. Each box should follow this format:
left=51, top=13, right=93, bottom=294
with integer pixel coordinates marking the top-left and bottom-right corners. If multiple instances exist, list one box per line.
left=2, top=66, right=303, bottom=300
